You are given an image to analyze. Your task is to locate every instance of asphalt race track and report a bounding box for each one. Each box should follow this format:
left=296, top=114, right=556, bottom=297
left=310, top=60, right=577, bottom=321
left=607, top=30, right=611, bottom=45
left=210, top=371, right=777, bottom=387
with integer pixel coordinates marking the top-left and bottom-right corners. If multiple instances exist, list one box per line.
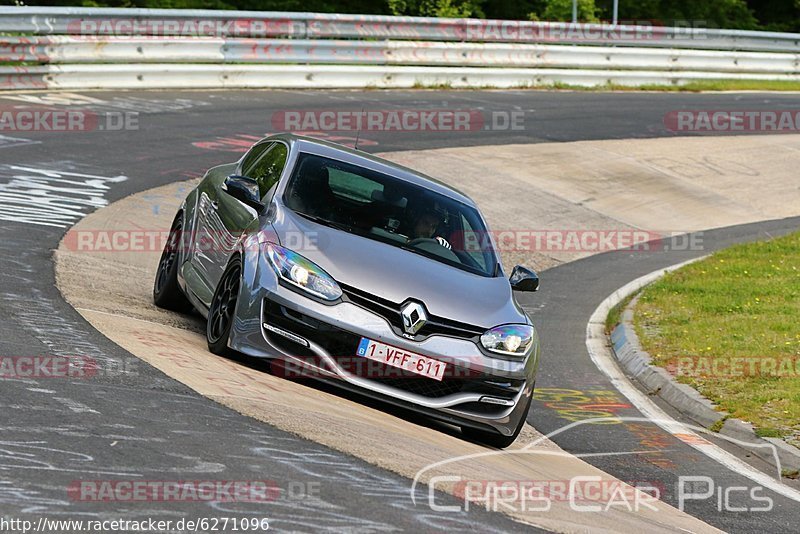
left=1, top=89, right=799, bottom=532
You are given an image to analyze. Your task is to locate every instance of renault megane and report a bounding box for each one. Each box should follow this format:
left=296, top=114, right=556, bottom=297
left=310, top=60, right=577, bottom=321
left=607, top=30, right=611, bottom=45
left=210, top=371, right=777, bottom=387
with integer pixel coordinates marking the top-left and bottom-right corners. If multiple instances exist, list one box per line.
left=153, top=134, right=541, bottom=447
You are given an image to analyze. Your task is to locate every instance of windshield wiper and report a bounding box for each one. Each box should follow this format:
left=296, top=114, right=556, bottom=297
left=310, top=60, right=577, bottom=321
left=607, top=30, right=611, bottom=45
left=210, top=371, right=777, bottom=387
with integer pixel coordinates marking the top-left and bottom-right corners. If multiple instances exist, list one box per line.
left=295, top=211, right=355, bottom=234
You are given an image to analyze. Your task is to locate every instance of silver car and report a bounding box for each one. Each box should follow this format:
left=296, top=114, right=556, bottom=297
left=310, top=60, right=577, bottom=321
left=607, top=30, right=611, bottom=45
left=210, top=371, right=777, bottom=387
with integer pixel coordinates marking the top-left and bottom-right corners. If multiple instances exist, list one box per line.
left=154, top=134, right=541, bottom=448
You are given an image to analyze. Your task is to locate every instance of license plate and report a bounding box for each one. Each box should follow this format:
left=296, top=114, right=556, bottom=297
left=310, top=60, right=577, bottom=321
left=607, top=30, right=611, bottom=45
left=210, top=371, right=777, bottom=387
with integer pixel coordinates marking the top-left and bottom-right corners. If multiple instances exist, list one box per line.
left=356, top=338, right=447, bottom=381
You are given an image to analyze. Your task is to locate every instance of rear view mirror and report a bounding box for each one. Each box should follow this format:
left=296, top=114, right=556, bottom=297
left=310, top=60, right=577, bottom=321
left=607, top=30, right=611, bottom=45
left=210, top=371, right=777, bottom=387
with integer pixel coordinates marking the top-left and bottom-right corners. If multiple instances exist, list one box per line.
left=371, top=189, right=408, bottom=208
left=223, top=175, right=264, bottom=214
left=510, top=265, right=539, bottom=292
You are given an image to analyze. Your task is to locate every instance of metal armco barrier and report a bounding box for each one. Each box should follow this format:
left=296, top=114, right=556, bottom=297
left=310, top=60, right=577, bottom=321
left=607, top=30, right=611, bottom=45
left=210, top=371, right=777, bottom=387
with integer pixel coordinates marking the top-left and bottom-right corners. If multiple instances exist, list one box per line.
left=3, top=6, right=800, bottom=52
left=1, top=6, right=799, bottom=90
left=2, top=36, right=799, bottom=74
left=3, top=64, right=798, bottom=92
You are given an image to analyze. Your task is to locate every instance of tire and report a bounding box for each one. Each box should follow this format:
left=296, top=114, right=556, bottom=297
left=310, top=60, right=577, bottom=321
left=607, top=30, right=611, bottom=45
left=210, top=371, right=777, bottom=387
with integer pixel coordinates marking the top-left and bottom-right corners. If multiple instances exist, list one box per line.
left=153, top=213, right=193, bottom=313
left=462, top=392, right=533, bottom=449
left=206, top=257, right=242, bottom=356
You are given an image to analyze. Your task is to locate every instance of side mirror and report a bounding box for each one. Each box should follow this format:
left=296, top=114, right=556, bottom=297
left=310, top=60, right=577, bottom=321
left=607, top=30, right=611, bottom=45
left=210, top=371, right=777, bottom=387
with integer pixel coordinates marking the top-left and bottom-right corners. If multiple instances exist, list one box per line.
left=223, top=175, right=264, bottom=214
left=510, top=265, right=539, bottom=292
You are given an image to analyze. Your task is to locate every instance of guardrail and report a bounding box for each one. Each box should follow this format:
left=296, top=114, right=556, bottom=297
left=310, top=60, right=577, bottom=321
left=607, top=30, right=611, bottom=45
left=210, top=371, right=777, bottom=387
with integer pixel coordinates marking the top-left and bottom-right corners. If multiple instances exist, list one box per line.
left=3, top=36, right=799, bottom=74
left=3, top=6, right=800, bottom=52
left=7, top=64, right=798, bottom=92
left=1, top=6, right=799, bottom=90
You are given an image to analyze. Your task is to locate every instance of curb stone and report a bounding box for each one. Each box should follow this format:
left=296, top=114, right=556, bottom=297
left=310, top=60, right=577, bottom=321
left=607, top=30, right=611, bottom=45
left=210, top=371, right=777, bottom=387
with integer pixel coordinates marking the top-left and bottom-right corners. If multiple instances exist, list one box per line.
left=610, top=295, right=800, bottom=474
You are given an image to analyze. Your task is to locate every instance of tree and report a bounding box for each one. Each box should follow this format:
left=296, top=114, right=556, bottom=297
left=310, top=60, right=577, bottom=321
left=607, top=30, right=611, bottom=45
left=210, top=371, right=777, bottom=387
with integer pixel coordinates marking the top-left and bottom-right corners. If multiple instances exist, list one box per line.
left=743, top=0, right=800, bottom=32
left=388, top=0, right=485, bottom=18
left=12, top=0, right=799, bottom=31
left=534, top=0, right=600, bottom=22
left=611, top=0, right=758, bottom=30
left=483, top=0, right=538, bottom=21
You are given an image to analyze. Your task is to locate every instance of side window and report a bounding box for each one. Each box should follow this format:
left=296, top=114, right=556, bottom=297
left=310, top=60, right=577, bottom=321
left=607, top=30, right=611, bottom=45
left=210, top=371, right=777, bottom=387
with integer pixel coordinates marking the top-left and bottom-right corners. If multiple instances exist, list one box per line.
left=248, top=143, right=288, bottom=199
left=240, top=142, right=272, bottom=177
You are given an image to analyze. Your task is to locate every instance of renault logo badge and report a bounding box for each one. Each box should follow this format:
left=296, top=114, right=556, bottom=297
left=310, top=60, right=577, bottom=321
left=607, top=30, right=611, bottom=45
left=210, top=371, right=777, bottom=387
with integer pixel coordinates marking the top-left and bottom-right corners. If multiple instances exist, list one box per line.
left=400, top=301, right=427, bottom=335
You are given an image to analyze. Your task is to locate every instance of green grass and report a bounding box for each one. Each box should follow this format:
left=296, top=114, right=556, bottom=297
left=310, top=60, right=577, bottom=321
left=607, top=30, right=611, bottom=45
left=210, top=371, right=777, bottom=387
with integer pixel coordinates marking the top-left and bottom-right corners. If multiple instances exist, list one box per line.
left=412, top=80, right=454, bottom=90
left=634, top=230, right=800, bottom=445
left=0, top=61, right=41, bottom=67
left=709, top=416, right=729, bottom=433
left=605, top=292, right=636, bottom=335
left=548, top=79, right=800, bottom=92
left=783, top=469, right=800, bottom=479
left=639, top=79, right=800, bottom=92
left=407, top=79, right=800, bottom=92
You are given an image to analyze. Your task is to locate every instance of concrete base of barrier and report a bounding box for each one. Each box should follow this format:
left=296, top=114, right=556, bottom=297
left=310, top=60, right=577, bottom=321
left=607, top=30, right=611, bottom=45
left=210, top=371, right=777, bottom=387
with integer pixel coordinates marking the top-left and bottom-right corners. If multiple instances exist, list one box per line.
left=4, top=63, right=800, bottom=91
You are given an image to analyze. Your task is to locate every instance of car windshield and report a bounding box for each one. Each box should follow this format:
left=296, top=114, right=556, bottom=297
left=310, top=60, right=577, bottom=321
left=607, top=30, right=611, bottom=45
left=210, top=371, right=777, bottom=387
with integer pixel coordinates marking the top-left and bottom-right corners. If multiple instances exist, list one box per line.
left=283, top=152, right=499, bottom=277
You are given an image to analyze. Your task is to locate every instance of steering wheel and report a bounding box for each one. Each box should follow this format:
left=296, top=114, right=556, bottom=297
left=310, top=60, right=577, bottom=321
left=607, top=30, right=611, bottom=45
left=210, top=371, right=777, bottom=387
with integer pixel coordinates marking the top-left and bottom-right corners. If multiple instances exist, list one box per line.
left=408, top=237, right=452, bottom=250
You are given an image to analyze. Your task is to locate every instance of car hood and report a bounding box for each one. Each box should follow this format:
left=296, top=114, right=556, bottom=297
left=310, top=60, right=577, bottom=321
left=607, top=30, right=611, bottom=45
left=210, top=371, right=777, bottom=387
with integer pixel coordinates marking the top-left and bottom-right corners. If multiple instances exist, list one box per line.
left=269, top=207, right=526, bottom=328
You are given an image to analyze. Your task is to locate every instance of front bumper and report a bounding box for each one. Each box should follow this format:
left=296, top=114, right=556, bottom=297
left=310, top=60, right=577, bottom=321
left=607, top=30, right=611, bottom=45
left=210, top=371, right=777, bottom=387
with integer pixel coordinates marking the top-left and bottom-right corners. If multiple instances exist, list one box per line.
left=230, top=254, right=539, bottom=437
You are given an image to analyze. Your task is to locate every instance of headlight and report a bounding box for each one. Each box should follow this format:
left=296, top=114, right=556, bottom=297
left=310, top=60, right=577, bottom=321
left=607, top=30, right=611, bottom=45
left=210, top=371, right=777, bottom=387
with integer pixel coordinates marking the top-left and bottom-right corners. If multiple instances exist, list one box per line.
left=266, top=243, right=342, bottom=301
left=480, top=324, right=534, bottom=357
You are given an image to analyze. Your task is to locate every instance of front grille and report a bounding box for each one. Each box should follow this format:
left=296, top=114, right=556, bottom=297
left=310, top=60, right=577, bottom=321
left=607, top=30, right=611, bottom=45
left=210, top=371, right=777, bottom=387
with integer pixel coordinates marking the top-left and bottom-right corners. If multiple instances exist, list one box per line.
left=262, top=296, right=522, bottom=401
left=340, top=284, right=486, bottom=340
left=366, top=365, right=523, bottom=399
left=372, top=376, right=464, bottom=398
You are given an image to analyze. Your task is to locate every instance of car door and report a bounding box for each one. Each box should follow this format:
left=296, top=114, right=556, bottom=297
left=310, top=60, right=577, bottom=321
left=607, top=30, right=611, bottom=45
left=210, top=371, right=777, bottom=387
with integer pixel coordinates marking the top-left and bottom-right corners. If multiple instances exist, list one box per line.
left=195, top=141, right=287, bottom=300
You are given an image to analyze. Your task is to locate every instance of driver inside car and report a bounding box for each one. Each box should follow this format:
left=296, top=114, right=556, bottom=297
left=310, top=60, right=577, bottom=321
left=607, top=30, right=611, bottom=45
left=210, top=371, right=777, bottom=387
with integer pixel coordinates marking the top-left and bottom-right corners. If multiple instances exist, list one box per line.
left=409, top=204, right=452, bottom=250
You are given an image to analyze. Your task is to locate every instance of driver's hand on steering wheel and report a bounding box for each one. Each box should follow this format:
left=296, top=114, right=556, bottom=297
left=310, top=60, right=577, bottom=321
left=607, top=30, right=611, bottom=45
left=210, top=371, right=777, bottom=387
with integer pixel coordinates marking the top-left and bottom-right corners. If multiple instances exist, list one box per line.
left=435, top=236, right=452, bottom=250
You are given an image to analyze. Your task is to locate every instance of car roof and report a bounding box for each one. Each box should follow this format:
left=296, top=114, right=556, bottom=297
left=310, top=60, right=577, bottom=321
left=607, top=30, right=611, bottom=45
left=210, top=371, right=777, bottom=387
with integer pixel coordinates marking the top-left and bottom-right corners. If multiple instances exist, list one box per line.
left=266, top=133, right=477, bottom=208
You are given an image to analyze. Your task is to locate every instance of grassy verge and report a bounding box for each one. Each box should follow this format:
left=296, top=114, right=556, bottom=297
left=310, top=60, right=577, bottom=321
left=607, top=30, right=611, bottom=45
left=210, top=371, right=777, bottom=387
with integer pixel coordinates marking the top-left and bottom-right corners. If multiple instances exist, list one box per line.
left=409, top=79, right=800, bottom=92
left=639, top=79, right=800, bottom=92
left=634, top=231, right=800, bottom=445
left=605, top=291, right=636, bottom=335
left=550, top=79, right=800, bottom=92
left=0, top=65, right=796, bottom=92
